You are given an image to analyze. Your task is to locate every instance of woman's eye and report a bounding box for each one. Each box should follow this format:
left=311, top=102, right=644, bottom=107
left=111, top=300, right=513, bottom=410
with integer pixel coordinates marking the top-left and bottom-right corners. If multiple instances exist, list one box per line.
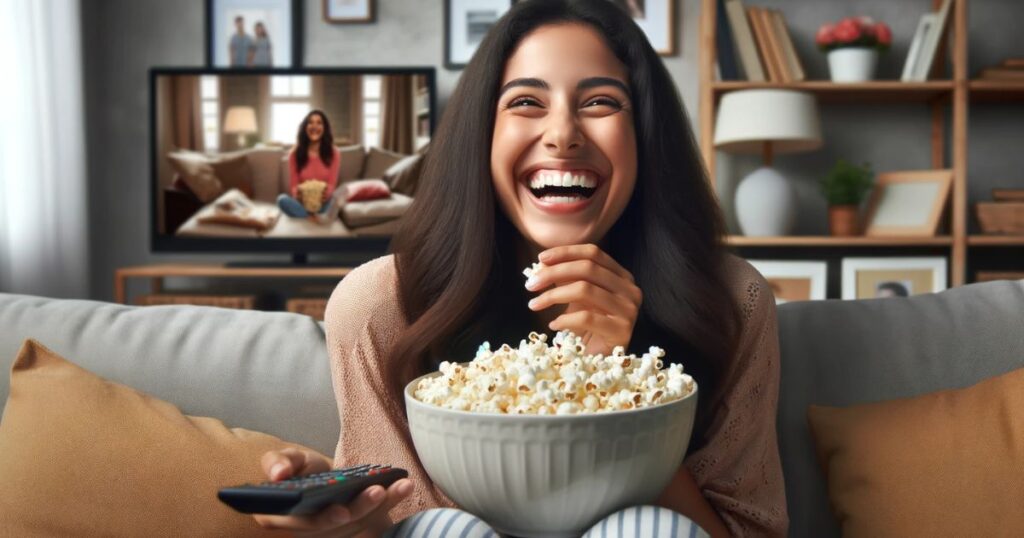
left=507, top=97, right=541, bottom=108
left=584, top=98, right=621, bottom=109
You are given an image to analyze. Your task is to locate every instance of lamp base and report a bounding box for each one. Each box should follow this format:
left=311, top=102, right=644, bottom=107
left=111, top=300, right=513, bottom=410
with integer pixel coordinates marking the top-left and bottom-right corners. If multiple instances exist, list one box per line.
left=735, top=166, right=797, bottom=236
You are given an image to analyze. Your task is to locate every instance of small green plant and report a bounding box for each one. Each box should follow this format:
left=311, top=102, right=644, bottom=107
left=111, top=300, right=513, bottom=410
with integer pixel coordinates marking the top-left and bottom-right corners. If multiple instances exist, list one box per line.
left=820, top=159, right=874, bottom=206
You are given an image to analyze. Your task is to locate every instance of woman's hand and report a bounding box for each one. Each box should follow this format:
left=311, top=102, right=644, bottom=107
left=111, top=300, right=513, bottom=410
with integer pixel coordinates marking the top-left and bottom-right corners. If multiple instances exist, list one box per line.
left=252, top=448, right=415, bottom=537
left=525, top=243, right=642, bottom=356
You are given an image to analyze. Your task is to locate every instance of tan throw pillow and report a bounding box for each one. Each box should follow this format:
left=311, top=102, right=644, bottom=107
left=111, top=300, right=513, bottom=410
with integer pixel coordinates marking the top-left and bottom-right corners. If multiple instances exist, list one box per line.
left=382, top=154, right=424, bottom=196
left=807, top=366, right=1024, bottom=537
left=341, top=192, right=413, bottom=228
left=211, top=154, right=255, bottom=199
left=362, top=146, right=406, bottom=180
left=0, top=339, right=326, bottom=537
left=337, top=144, right=366, bottom=182
left=167, top=151, right=224, bottom=203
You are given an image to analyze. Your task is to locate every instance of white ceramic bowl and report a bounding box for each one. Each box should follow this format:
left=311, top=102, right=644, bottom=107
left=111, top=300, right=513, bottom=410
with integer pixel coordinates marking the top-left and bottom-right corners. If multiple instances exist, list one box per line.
left=404, top=371, right=698, bottom=538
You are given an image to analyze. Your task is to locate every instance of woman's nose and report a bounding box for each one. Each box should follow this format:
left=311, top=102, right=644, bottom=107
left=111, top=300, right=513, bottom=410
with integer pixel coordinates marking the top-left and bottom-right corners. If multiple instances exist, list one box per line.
left=541, top=106, right=584, bottom=153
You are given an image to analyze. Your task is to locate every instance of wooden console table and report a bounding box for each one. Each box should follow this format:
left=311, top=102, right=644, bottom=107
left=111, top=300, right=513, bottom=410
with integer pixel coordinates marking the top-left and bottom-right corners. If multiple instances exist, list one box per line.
left=114, top=264, right=353, bottom=305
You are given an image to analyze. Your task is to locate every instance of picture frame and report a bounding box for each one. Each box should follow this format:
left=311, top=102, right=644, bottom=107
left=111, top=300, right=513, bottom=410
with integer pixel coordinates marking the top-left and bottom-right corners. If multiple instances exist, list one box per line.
left=625, top=0, right=677, bottom=56
left=206, top=0, right=303, bottom=68
left=747, top=260, right=827, bottom=304
left=863, top=169, right=953, bottom=237
left=841, top=257, right=947, bottom=300
left=322, top=0, right=375, bottom=23
left=445, top=0, right=513, bottom=70
left=900, top=13, right=934, bottom=81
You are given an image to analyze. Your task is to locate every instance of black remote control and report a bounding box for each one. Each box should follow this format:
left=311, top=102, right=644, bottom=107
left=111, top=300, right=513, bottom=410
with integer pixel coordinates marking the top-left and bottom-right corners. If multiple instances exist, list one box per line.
left=218, top=464, right=408, bottom=516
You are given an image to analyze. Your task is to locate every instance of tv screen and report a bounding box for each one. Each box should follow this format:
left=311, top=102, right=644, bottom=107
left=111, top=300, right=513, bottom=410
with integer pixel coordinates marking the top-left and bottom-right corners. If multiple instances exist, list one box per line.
left=150, top=67, right=435, bottom=258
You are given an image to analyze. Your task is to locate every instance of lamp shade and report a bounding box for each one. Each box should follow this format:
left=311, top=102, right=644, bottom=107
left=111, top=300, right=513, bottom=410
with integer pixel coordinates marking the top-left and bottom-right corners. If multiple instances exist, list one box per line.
left=223, top=106, right=258, bottom=134
left=713, top=90, right=822, bottom=154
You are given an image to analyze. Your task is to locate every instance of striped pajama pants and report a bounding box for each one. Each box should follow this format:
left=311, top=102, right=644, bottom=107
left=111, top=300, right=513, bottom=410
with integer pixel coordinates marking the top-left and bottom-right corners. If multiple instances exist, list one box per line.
left=383, top=505, right=711, bottom=538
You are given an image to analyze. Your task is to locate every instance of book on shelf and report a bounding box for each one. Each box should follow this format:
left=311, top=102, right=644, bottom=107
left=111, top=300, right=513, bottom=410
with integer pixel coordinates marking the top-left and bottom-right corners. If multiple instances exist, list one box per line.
left=746, top=6, right=783, bottom=82
left=722, top=0, right=765, bottom=81
left=978, top=68, right=1024, bottom=80
left=758, top=7, right=791, bottom=82
left=715, top=0, right=741, bottom=80
left=769, top=9, right=805, bottom=82
left=901, top=0, right=952, bottom=81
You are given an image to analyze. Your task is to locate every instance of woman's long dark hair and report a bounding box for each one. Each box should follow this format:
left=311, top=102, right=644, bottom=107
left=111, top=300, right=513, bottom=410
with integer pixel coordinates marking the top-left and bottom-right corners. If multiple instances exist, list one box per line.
left=387, top=0, right=742, bottom=454
left=295, top=109, right=334, bottom=172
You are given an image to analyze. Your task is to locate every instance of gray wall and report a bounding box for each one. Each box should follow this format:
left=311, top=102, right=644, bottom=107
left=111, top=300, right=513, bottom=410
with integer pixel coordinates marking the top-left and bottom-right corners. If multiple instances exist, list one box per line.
left=82, top=0, right=1023, bottom=301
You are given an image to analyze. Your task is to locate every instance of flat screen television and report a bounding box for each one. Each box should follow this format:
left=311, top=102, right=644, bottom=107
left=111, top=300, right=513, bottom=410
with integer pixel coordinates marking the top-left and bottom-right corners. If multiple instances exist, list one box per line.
left=149, top=67, right=436, bottom=262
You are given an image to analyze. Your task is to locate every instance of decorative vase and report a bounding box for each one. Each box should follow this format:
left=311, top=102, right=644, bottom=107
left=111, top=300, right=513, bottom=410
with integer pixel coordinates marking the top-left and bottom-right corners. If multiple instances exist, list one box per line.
left=735, top=166, right=798, bottom=236
left=828, top=205, right=860, bottom=236
left=827, top=47, right=878, bottom=82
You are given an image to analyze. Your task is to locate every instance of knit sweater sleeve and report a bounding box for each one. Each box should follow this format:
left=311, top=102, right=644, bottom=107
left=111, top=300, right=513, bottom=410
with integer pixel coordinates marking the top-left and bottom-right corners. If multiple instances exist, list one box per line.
left=681, top=256, right=789, bottom=537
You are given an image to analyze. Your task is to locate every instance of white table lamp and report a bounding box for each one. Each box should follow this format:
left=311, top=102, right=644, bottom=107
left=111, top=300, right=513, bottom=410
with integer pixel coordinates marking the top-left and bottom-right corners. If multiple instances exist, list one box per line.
left=224, top=106, right=258, bottom=148
left=714, top=90, right=822, bottom=236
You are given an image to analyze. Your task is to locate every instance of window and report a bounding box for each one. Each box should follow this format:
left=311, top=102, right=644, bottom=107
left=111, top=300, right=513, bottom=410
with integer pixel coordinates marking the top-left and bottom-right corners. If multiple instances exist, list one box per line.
left=363, top=75, right=381, bottom=149
left=200, top=76, right=219, bottom=151
left=270, top=75, right=311, bottom=144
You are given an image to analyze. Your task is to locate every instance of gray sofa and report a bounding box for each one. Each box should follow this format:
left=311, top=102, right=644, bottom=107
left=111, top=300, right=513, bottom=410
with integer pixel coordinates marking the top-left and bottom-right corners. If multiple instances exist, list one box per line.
left=2, top=279, right=1024, bottom=537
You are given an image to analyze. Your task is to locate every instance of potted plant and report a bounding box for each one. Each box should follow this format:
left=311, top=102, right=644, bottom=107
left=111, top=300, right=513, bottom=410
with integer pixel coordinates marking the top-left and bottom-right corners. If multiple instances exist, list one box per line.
left=816, top=17, right=892, bottom=82
left=820, top=159, right=874, bottom=236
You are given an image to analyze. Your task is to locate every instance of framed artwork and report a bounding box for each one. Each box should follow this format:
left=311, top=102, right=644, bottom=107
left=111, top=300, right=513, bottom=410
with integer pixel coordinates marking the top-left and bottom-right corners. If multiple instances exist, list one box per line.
left=323, top=0, right=375, bottom=23
left=206, top=0, right=303, bottom=68
left=747, top=260, right=827, bottom=304
left=445, top=0, right=513, bottom=69
left=624, top=0, right=677, bottom=56
left=841, top=257, right=948, bottom=300
left=863, top=169, right=953, bottom=237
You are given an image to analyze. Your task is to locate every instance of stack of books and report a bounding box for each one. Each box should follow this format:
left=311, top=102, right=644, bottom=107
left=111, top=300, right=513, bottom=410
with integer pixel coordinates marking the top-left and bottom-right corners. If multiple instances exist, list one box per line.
left=716, top=0, right=804, bottom=82
left=976, top=59, right=1024, bottom=82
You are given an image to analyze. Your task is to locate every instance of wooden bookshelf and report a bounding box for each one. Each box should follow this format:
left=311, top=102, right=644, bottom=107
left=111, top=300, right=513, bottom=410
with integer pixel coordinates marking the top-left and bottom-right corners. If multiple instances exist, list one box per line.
left=700, top=0, right=973, bottom=288
left=968, top=80, right=1024, bottom=102
left=967, top=235, right=1024, bottom=246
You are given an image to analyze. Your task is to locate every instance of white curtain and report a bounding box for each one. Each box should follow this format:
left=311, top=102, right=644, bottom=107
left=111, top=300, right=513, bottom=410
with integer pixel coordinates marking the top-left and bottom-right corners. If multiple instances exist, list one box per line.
left=0, top=0, right=89, bottom=298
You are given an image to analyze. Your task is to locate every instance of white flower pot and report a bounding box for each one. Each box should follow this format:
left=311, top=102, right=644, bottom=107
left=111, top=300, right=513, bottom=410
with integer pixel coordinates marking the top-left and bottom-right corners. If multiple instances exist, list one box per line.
left=828, top=47, right=878, bottom=82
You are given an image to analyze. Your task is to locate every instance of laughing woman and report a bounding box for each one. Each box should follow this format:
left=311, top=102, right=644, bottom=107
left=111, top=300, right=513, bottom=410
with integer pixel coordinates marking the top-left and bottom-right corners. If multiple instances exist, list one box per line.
left=255, top=1, right=786, bottom=536
left=277, top=110, right=341, bottom=223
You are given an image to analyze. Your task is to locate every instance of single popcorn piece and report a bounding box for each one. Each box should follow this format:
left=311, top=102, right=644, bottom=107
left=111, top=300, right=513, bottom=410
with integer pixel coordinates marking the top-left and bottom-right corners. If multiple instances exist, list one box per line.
left=413, top=329, right=695, bottom=415
left=523, top=261, right=546, bottom=281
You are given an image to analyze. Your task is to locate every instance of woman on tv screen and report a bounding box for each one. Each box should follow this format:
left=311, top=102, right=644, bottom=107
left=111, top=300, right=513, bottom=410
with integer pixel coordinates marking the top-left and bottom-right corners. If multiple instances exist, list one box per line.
left=253, top=0, right=785, bottom=536
left=276, top=109, right=341, bottom=224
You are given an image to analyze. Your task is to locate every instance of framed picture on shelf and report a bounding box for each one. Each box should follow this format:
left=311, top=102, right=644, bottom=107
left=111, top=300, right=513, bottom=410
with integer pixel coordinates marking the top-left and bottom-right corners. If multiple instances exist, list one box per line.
left=322, top=0, right=374, bottom=23
left=445, top=0, right=513, bottom=69
left=863, top=169, right=953, bottom=237
left=841, top=257, right=947, bottom=300
left=747, top=260, right=827, bottom=304
left=206, top=0, right=302, bottom=68
left=624, top=0, right=677, bottom=56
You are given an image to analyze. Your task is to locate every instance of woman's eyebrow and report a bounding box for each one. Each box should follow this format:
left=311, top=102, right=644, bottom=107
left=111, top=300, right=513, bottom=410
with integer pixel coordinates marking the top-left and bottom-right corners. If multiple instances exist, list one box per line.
left=498, top=77, right=631, bottom=98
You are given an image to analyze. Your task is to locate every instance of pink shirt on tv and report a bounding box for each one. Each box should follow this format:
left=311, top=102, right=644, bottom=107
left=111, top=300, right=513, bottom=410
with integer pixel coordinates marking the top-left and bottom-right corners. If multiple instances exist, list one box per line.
left=288, top=148, right=341, bottom=199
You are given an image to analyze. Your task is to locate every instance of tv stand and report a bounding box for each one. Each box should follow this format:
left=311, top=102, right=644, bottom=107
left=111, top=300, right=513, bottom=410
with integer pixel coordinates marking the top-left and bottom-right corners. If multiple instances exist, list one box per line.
left=113, top=263, right=352, bottom=304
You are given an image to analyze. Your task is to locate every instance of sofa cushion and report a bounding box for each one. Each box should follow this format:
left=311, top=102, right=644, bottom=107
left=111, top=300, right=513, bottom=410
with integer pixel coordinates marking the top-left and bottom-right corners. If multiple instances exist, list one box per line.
left=237, top=147, right=286, bottom=203
left=807, top=365, right=1024, bottom=537
left=0, top=339, right=324, bottom=536
left=0, top=293, right=339, bottom=456
left=383, top=154, right=424, bottom=196
left=340, top=192, right=412, bottom=228
left=167, top=150, right=224, bottom=203
left=776, top=280, right=1024, bottom=537
left=338, top=144, right=366, bottom=182
left=361, top=146, right=406, bottom=180
left=211, top=153, right=255, bottom=199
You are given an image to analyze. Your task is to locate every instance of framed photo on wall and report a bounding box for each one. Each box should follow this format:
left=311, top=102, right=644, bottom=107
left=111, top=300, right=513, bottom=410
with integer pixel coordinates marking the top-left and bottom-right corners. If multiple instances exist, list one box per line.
left=841, top=257, right=948, bottom=300
left=323, top=0, right=375, bottom=23
left=445, top=0, right=513, bottom=69
left=624, top=0, right=677, bottom=56
left=206, top=0, right=303, bottom=68
left=747, top=260, right=828, bottom=304
left=863, top=169, right=953, bottom=237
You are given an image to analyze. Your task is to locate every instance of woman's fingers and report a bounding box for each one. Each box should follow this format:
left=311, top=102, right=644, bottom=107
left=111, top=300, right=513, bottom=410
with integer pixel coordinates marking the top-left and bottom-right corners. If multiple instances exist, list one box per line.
left=529, top=280, right=638, bottom=320
left=261, top=448, right=330, bottom=481
left=539, top=243, right=634, bottom=283
left=526, top=259, right=642, bottom=307
left=251, top=480, right=410, bottom=535
left=548, top=309, right=633, bottom=344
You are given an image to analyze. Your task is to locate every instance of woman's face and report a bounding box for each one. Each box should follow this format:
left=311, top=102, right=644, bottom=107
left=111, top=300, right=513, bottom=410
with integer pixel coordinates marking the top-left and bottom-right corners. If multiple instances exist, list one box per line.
left=491, top=23, right=637, bottom=251
left=305, top=114, right=324, bottom=144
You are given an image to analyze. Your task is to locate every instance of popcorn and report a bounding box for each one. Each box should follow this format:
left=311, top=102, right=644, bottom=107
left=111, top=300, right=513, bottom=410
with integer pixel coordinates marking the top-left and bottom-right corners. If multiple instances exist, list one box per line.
left=523, top=262, right=546, bottom=281
left=413, top=329, right=695, bottom=415
left=297, top=179, right=327, bottom=213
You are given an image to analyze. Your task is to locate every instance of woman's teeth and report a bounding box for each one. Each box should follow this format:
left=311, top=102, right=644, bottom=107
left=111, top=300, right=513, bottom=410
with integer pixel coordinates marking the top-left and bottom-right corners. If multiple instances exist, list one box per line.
left=527, top=170, right=598, bottom=201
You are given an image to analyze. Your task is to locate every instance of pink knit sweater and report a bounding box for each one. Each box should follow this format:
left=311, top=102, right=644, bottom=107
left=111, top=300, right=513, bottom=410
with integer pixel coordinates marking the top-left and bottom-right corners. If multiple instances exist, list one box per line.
left=288, top=148, right=340, bottom=199
left=324, top=254, right=788, bottom=536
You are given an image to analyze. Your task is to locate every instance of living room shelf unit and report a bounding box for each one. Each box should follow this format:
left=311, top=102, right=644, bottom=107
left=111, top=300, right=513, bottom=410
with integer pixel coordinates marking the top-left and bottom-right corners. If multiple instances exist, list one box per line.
left=699, top=0, right=971, bottom=286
